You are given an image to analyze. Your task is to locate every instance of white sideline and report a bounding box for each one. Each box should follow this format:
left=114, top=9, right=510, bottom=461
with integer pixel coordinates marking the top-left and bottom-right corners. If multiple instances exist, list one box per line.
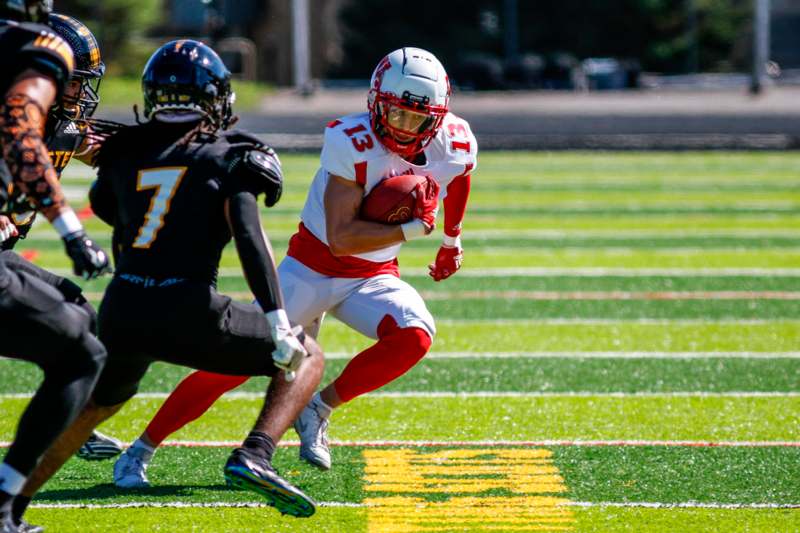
left=29, top=501, right=800, bottom=511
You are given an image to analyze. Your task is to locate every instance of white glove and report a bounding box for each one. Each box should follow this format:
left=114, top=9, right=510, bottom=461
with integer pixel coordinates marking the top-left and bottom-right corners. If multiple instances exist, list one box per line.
left=0, top=217, right=18, bottom=244
left=266, top=309, right=308, bottom=380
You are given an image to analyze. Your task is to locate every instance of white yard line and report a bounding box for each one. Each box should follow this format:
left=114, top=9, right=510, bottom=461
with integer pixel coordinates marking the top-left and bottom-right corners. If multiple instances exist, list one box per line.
left=28, top=501, right=800, bottom=511
left=566, top=501, right=800, bottom=510
left=5, top=439, right=800, bottom=449
left=30, top=501, right=364, bottom=509
left=41, top=267, right=800, bottom=277
left=20, top=229, right=800, bottom=241
left=2, top=391, right=798, bottom=400
left=3, top=351, right=797, bottom=362
left=330, top=351, right=800, bottom=360
left=81, top=290, right=800, bottom=301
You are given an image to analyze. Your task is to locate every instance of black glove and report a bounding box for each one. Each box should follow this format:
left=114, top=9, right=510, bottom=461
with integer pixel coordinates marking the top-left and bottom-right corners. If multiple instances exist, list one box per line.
left=63, top=231, right=112, bottom=280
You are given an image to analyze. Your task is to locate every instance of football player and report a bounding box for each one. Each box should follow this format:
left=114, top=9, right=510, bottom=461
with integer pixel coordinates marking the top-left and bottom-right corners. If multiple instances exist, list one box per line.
left=0, top=12, right=124, bottom=465
left=15, top=39, right=324, bottom=519
left=0, top=1, right=111, bottom=531
left=112, top=46, right=476, bottom=483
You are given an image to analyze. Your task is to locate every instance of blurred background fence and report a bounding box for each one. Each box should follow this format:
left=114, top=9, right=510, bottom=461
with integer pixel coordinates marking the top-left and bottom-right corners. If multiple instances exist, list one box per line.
left=52, top=0, right=800, bottom=150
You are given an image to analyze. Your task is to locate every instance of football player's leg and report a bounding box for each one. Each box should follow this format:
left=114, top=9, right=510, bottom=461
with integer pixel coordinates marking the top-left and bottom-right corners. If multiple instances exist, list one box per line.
left=146, top=371, right=251, bottom=446
left=197, top=299, right=324, bottom=517
left=293, top=276, right=434, bottom=469
left=0, top=267, right=107, bottom=523
left=124, top=256, right=328, bottom=460
left=114, top=370, right=249, bottom=488
left=1, top=250, right=97, bottom=334
left=18, top=352, right=152, bottom=514
left=331, top=274, right=435, bottom=401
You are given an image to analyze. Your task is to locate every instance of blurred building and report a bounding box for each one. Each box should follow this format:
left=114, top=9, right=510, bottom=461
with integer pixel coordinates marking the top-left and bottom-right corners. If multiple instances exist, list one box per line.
left=163, top=0, right=347, bottom=84
left=772, top=0, right=800, bottom=69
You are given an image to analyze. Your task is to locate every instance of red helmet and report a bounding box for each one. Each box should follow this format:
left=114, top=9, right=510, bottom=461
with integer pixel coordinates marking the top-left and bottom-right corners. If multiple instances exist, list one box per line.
left=368, top=47, right=450, bottom=157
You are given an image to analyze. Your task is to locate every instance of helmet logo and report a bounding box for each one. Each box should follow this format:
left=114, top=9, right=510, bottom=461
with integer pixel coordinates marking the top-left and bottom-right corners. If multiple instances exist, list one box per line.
left=372, top=56, right=392, bottom=92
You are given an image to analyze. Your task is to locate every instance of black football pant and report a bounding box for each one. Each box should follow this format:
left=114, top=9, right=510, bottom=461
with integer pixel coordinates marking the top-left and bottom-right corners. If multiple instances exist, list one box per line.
left=0, top=255, right=106, bottom=476
left=0, top=250, right=97, bottom=333
left=93, top=276, right=281, bottom=406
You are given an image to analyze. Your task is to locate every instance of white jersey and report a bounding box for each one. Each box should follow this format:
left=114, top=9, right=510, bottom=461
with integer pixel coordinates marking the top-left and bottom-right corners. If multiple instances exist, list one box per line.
left=298, top=111, right=478, bottom=265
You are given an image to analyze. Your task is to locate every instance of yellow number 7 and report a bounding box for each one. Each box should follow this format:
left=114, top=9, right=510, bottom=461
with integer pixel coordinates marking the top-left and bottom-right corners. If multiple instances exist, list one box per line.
left=132, top=167, right=187, bottom=249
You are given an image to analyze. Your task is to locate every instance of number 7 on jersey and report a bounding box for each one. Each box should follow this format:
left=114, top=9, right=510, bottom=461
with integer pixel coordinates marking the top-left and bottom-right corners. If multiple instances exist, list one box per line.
left=133, top=167, right=187, bottom=249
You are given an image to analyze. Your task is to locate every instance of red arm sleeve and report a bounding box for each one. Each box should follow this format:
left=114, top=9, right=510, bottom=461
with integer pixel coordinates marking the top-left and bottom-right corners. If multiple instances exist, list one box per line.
left=443, top=173, right=471, bottom=238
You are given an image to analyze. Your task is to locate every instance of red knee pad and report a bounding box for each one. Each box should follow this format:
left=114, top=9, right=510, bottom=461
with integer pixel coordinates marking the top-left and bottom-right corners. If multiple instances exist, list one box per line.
left=333, top=315, right=432, bottom=403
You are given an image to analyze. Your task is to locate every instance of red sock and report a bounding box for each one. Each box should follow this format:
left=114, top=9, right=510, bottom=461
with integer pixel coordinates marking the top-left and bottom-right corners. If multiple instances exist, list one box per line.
left=333, top=316, right=431, bottom=403
left=144, top=371, right=250, bottom=445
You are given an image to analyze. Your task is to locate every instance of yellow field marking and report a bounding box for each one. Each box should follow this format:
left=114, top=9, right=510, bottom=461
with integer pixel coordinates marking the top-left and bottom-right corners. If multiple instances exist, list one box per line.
left=365, top=448, right=575, bottom=532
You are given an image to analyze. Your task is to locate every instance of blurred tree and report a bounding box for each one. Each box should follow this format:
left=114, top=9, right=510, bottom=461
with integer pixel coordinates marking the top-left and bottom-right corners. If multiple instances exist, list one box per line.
left=55, top=0, right=161, bottom=76
left=333, top=0, right=752, bottom=79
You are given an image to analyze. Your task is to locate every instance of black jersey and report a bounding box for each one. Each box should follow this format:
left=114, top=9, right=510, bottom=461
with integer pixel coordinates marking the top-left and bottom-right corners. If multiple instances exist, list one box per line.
left=91, top=121, right=277, bottom=286
left=46, top=119, right=84, bottom=174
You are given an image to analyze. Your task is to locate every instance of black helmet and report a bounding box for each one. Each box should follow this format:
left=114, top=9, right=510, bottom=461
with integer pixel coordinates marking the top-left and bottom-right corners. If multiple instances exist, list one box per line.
left=48, top=13, right=104, bottom=119
left=142, top=39, right=234, bottom=130
left=0, top=0, right=52, bottom=22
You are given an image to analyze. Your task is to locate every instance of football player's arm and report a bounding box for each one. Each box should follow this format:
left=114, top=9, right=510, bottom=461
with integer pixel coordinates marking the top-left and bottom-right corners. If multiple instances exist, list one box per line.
left=224, top=191, right=283, bottom=314
left=225, top=191, right=307, bottom=376
left=325, top=174, right=436, bottom=256
left=1, top=72, right=67, bottom=222
left=429, top=174, right=470, bottom=282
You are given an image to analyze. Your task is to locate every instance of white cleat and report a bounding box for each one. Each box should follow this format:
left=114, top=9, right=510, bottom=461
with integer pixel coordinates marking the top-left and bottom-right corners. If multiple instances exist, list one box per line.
left=114, top=448, right=150, bottom=489
left=293, top=396, right=332, bottom=470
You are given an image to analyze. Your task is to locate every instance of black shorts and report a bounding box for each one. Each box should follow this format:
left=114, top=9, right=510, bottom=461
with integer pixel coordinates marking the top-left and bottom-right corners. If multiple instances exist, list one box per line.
left=0, top=258, right=94, bottom=366
left=93, top=276, right=281, bottom=406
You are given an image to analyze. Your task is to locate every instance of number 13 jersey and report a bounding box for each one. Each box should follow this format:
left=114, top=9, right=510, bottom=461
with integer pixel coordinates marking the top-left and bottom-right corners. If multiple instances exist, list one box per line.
left=289, top=111, right=478, bottom=278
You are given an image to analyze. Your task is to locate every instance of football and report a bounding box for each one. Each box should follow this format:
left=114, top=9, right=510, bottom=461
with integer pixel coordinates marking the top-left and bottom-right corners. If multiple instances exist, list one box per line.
left=360, top=174, right=427, bottom=224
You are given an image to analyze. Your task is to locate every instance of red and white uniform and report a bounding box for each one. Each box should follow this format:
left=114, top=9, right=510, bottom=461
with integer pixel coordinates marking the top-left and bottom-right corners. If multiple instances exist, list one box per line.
left=281, top=111, right=478, bottom=340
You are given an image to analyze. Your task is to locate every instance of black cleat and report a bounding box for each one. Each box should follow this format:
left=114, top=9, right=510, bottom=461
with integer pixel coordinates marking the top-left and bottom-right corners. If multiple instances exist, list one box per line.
left=223, top=447, right=316, bottom=518
left=76, top=431, right=124, bottom=461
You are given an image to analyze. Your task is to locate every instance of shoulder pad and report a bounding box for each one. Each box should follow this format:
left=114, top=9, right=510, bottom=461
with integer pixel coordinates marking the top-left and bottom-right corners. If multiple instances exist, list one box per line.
left=2, top=23, right=74, bottom=93
left=231, top=144, right=284, bottom=208
left=442, top=114, right=478, bottom=170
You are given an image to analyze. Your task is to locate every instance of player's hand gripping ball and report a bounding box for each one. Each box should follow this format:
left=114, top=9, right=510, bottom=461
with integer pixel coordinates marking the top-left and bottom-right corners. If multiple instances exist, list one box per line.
left=360, top=174, right=439, bottom=226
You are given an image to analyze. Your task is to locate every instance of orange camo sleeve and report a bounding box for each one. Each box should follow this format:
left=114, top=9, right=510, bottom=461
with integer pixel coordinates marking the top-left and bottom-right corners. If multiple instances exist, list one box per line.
left=0, top=93, right=66, bottom=220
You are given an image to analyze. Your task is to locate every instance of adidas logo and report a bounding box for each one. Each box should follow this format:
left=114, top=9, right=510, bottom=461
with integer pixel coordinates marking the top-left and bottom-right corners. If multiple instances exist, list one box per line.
left=64, top=122, right=81, bottom=135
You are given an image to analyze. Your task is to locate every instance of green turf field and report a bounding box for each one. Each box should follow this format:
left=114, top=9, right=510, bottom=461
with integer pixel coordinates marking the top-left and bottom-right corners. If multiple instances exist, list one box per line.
left=3, top=151, right=800, bottom=531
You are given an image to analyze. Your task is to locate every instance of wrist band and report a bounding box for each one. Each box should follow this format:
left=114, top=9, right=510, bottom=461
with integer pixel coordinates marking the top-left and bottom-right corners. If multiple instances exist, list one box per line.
left=443, top=234, right=462, bottom=247
left=53, top=209, right=83, bottom=238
